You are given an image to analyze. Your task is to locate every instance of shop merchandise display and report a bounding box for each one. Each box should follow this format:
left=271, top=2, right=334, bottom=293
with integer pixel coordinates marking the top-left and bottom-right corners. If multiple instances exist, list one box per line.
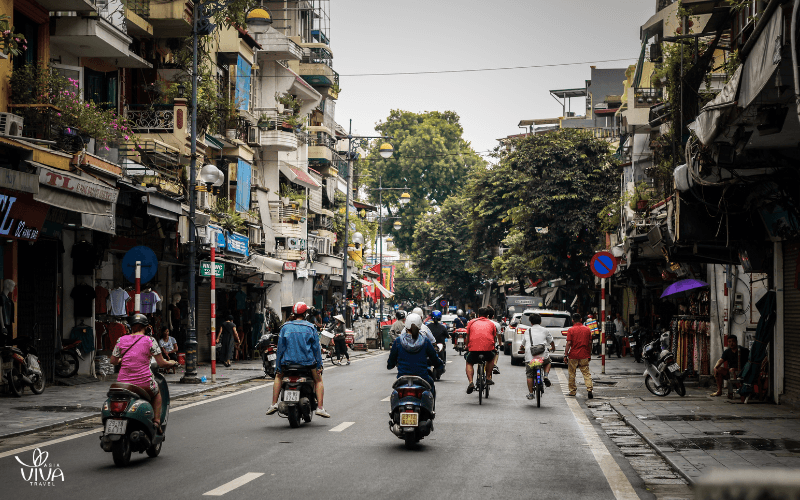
left=70, top=283, right=96, bottom=318
left=669, top=316, right=711, bottom=376
left=70, top=323, right=95, bottom=354
left=94, top=355, right=115, bottom=379
left=95, top=285, right=110, bottom=314
left=71, top=240, right=97, bottom=275
left=140, top=289, right=162, bottom=314
left=108, top=287, right=130, bottom=316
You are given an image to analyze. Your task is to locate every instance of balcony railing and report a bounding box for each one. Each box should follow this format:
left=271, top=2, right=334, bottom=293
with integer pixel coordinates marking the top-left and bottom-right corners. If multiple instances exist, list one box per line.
left=309, top=214, right=334, bottom=232
left=127, top=108, right=174, bottom=132
left=304, top=47, right=333, bottom=67
left=633, top=88, right=664, bottom=108
left=123, top=0, right=150, bottom=18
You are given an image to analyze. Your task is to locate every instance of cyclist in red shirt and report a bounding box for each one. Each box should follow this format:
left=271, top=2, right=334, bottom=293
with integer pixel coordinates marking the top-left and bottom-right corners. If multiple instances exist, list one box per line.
left=464, top=306, right=499, bottom=394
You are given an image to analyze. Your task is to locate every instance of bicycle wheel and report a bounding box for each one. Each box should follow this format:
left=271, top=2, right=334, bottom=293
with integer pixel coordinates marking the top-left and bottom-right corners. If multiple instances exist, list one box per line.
left=536, top=386, right=541, bottom=407
left=331, top=352, right=342, bottom=366
left=477, top=364, right=484, bottom=405
left=484, top=365, right=490, bottom=400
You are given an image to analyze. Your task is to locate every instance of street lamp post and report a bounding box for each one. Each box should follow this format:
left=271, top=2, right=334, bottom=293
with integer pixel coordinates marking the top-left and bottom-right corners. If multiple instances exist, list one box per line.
left=341, top=122, right=395, bottom=328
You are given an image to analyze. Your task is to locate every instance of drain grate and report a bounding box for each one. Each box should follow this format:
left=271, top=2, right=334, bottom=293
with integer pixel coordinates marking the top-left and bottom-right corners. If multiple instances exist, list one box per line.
left=14, top=405, right=100, bottom=412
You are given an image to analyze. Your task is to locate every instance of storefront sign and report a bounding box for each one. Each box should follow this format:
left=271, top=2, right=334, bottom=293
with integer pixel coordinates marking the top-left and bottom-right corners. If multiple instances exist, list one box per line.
left=227, top=232, right=249, bottom=256
left=296, top=268, right=309, bottom=278
left=0, top=190, right=49, bottom=242
left=38, top=168, right=119, bottom=203
left=0, top=169, right=38, bottom=194
left=200, top=261, right=225, bottom=277
left=283, top=261, right=297, bottom=271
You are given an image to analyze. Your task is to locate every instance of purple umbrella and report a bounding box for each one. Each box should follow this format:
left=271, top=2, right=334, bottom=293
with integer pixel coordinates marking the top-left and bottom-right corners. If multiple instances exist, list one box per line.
left=660, top=279, right=710, bottom=298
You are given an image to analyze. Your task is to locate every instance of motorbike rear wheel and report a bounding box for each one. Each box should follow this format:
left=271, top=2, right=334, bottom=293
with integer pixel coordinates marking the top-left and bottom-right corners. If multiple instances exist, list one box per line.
left=30, top=373, right=45, bottom=394
left=55, top=351, right=79, bottom=378
left=404, top=433, right=417, bottom=449
left=670, top=373, right=686, bottom=397
left=7, top=368, right=24, bottom=397
left=146, top=440, right=162, bottom=458
left=112, top=436, right=132, bottom=466
left=287, top=405, right=301, bottom=428
left=644, top=374, right=672, bottom=397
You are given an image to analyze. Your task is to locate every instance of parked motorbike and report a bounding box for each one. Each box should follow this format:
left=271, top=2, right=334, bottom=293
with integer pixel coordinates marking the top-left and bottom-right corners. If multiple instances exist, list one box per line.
left=642, top=332, right=685, bottom=397
left=276, top=364, right=318, bottom=427
left=592, top=332, right=601, bottom=355
left=254, top=333, right=278, bottom=378
left=100, top=364, right=169, bottom=466
left=55, top=339, right=83, bottom=378
left=388, top=375, right=435, bottom=449
left=453, top=329, right=467, bottom=355
left=432, top=343, right=446, bottom=381
left=628, top=328, right=642, bottom=362
left=1, top=337, right=45, bottom=396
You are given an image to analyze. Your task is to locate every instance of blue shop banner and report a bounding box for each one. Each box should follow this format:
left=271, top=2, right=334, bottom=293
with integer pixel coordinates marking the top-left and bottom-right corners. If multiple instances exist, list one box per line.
left=227, top=232, right=249, bottom=257
left=208, top=224, right=226, bottom=249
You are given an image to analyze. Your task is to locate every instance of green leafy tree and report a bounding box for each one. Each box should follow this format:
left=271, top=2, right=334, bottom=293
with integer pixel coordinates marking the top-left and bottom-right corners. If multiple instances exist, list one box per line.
left=467, top=129, right=620, bottom=297
left=413, top=195, right=483, bottom=305
left=393, top=266, right=430, bottom=306
left=359, top=110, right=486, bottom=254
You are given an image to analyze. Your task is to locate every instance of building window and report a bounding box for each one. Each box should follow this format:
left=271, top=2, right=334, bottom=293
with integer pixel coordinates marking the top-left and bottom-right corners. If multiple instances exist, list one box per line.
left=11, top=11, right=38, bottom=70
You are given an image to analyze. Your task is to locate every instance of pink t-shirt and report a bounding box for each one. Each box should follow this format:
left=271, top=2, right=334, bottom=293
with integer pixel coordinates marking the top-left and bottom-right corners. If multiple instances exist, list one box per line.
left=112, top=335, right=161, bottom=386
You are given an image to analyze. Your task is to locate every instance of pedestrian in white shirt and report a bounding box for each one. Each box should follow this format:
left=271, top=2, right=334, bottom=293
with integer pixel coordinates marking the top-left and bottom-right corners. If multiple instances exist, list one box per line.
left=519, top=313, right=555, bottom=399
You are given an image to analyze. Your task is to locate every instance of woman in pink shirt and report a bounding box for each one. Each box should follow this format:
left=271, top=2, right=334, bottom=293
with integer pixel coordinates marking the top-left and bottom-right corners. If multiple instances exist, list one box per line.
left=110, top=314, right=177, bottom=432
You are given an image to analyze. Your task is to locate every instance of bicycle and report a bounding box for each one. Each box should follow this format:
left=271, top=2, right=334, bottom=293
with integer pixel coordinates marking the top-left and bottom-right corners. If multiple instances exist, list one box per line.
left=475, top=354, right=490, bottom=404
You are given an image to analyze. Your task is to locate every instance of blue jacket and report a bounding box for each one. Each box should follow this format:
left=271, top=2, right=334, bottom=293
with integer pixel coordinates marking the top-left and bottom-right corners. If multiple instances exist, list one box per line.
left=276, top=320, right=322, bottom=370
left=387, top=333, right=443, bottom=386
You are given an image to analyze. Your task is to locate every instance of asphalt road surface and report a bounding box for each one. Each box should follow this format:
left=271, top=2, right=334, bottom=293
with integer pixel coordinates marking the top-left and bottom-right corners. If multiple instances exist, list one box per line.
left=2, top=345, right=652, bottom=500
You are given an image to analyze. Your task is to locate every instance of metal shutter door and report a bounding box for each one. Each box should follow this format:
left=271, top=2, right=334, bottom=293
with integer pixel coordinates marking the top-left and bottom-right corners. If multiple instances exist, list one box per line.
left=783, top=243, right=800, bottom=405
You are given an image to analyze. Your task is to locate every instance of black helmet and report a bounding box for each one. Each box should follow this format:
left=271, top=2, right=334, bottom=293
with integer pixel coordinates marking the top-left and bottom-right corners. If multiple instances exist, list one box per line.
left=396, top=310, right=406, bottom=320
left=129, top=313, right=149, bottom=326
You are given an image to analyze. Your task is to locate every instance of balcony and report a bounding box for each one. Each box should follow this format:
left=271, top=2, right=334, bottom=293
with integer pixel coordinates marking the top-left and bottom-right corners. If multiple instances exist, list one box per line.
left=123, top=0, right=151, bottom=18
left=254, top=112, right=299, bottom=151
left=127, top=107, right=175, bottom=132
left=269, top=201, right=306, bottom=238
left=254, top=30, right=302, bottom=61
left=309, top=214, right=334, bottom=232
left=633, top=88, right=664, bottom=108
left=35, top=0, right=95, bottom=11
left=275, top=249, right=303, bottom=261
left=148, top=0, right=193, bottom=36
left=298, top=65, right=339, bottom=89
left=49, top=12, right=151, bottom=68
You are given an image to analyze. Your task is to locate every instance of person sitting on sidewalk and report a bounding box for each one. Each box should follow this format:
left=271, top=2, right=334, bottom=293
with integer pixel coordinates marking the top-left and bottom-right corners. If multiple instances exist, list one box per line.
left=711, top=335, right=750, bottom=397
left=565, top=313, right=594, bottom=399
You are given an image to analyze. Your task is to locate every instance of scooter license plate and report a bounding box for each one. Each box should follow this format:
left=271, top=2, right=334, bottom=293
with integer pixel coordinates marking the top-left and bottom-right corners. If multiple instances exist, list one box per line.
left=606, top=341, right=614, bottom=345
left=400, top=412, right=418, bottom=427
left=457, top=340, right=464, bottom=345
left=593, top=339, right=599, bottom=345
left=267, top=354, right=276, bottom=361
left=668, top=363, right=680, bottom=373
left=105, top=419, right=127, bottom=435
left=284, top=390, right=300, bottom=402
left=629, top=342, right=636, bottom=347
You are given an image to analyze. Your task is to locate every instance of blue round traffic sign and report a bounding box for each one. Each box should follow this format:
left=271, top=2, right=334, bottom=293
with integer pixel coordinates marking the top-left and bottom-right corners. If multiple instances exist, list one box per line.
left=440, top=299, right=448, bottom=307
left=122, top=246, right=158, bottom=284
left=590, top=251, right=617, bottom=279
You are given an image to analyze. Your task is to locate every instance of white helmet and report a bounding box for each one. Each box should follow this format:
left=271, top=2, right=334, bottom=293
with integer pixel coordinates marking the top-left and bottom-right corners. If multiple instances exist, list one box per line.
left=405, top=313, right=422, bottom=330
left=457, top=309, right=464, bottom=316
left=412, top=307, right=424, bottom=317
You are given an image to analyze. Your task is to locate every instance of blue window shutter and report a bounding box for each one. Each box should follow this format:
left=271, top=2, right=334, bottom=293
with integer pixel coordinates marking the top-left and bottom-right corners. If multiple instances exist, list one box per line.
left=236, top=159, right=252, bottom=211
left=236, top=56, right=251, bottom=111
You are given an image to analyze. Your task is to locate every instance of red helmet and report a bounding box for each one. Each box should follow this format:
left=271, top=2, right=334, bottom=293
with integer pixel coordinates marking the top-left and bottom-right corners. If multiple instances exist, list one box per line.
left=292, top=302, right=308, bottom=315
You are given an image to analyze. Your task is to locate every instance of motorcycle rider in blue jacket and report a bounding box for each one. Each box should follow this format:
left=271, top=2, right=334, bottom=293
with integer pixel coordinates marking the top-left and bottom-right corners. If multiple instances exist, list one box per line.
left=387, top=313, right=443, bottom=400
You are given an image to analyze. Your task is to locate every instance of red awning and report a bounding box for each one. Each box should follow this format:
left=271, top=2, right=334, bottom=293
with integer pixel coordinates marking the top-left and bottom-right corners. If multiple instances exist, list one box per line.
left=279, top=162, right=321, bottom=191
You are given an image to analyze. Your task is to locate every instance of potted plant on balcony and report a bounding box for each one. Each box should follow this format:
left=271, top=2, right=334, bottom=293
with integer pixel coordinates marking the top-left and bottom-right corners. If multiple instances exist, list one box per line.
left=0, top=14, right=26, bottom=57
left=629, top=182, right=652, bottom=212
left=286, top=114, right=306, bottom=132
left=275, top=92, right=300, bottom=115
left=258, top=113, right=271, bottom=129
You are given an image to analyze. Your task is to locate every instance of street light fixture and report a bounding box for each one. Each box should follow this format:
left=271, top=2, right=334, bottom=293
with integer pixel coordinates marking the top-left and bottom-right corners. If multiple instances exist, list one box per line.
left=379, top=143, right=393, bottom=159
left=399, top=192, right=410, bottom=206
left=393, top=220, right=402, bottom=230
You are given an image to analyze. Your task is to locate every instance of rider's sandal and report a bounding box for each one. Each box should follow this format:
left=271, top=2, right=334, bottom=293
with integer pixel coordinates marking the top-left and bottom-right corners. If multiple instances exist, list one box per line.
left=153, top=420, right=163, bottom=434
left=466, top=383, right=475, bottom=394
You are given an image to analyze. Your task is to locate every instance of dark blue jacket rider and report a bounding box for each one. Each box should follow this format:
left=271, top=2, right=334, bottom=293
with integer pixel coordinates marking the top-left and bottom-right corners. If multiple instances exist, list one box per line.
left=387, top=332, right=443, bottom=397
left=453, top=316, right=468, bottom=329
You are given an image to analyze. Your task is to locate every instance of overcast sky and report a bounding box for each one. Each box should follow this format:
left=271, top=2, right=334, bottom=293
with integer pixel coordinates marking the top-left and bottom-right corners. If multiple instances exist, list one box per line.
left=330, top=0, right=657, bottom=156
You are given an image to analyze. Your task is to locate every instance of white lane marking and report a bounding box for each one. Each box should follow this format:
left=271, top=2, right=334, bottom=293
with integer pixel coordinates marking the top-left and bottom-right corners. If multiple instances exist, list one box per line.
left=554, top=368, right=640, bottom=500
left=446, top=361, right=453, bottom=364
left=329, top=421, right=355, bottom=432
left=381, top=396, right=391, bottom=402
left=0, top=353, right=391, bottom=458
left=203, top=472, right=264, bottom=496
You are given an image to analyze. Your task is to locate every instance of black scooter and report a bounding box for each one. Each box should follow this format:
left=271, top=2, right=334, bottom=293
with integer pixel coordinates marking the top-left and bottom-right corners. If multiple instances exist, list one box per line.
left=275, top=364, right=318, bottom=427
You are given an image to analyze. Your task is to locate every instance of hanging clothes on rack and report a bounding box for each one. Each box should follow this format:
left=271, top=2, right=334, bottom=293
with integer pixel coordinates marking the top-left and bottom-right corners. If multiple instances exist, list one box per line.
left=70, top=323, right=95, bottom=354
left=109, top=287, right=129, bottom=317
left=95, top=285, right=110, bottom=315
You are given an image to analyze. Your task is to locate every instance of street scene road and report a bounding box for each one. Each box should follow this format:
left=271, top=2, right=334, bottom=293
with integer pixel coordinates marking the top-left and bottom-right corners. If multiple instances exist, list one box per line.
left=2, top=348, right=678, bottom=500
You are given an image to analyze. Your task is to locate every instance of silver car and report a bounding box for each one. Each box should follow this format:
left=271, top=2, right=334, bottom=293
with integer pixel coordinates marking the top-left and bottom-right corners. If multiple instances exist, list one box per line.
left=509, top=309, right=572, bottom=366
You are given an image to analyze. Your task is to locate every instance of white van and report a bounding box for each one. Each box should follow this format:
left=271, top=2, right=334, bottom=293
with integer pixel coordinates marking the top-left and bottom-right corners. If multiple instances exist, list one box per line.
left=509, top=309, right=572, bottom=366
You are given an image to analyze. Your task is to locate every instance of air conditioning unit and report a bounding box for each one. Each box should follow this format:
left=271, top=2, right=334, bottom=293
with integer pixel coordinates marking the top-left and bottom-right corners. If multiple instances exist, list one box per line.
left=248, top=226, right=262, bottom=245
left=0, top=113, right=23, bottom=137
left=247, top=126, right=259, bottom=146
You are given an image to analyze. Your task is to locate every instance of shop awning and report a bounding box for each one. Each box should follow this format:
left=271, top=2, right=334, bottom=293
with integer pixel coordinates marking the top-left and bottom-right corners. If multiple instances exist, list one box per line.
left=248, top=254, right=284, bottom=282
left=687, top=65, right=742, bottom=145
left=354, top=276, right=373, bottom=286
left=120, top=181, right=182, bottom=221
left=739, top=8, right=783, bottom=109
left=373, top=278, right=394, bottom=298
left=279, top=161, right=321, bottom=191
left=81, top=210, right=116, bottom=235
left=33, top=165, right=118, bottom=216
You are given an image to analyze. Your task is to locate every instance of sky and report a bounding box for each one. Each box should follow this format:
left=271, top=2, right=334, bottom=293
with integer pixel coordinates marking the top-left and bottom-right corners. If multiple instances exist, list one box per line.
left=329, top=0, right=658, bottom=157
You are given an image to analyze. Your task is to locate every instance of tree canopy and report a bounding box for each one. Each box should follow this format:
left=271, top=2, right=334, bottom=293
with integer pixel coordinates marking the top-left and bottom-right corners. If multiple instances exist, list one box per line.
left=358, top=110, right=486, bottom=254
left=413, top=195, right=484, bottom=305
left=466, top=129, right=620, bottom=292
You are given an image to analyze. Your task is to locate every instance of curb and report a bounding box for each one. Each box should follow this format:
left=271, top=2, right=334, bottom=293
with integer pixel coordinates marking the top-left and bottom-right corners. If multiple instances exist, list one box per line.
left=0, top=349, right=386, bottom=441
left=608, top=402, right=696, bottom=485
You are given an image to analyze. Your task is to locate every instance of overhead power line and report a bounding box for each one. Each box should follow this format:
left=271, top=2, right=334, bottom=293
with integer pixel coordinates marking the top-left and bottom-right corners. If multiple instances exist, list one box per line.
left=339, top=58, right=637, bottom=77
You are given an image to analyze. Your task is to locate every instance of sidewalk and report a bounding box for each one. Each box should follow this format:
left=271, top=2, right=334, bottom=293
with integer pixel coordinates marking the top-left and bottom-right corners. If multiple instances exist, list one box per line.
left=0, top=349, right=380, bottom=439
left=587, top=354, right=800, bottom=484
